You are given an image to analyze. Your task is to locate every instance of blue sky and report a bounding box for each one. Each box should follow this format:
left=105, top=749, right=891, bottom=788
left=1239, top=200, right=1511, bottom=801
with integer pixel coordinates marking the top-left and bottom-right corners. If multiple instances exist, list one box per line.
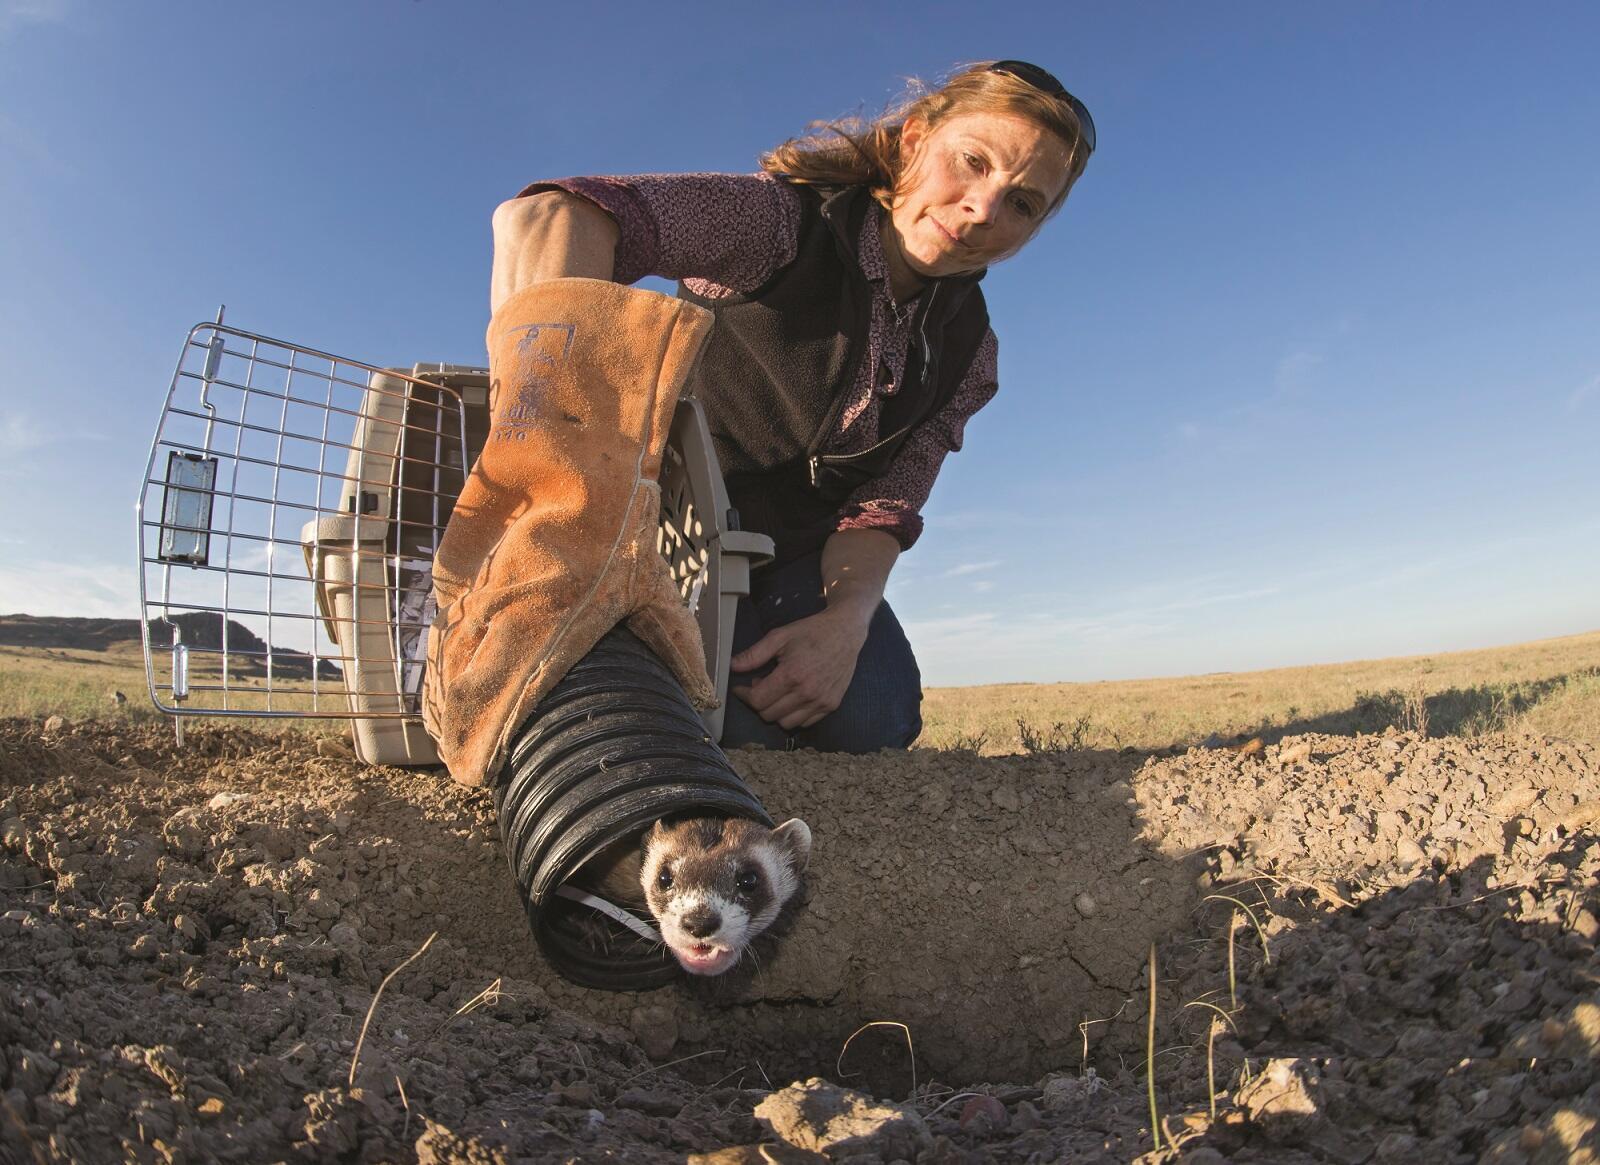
left=1, top=1, right=1596, bottom=685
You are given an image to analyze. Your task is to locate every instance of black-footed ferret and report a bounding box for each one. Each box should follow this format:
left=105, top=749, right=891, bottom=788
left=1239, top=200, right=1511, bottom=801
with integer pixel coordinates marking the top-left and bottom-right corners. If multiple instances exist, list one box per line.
left=573, top=815, right=811, bottom=976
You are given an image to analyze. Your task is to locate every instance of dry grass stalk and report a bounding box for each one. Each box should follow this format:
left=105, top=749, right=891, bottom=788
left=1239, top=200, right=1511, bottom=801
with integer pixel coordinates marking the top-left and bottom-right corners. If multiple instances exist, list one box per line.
left=618, top=1048, right=728, bottom=1089
left=1078, top=998, right=1133, bottom=1072
left=1204, top=894, right=1271, bottom=964
left=349, top=931, right=436, bottom=1089
left=836, top=1020, right=916, bottom=1101
left=922, top=1091, right=983, bottom=1119
left=1403, top=677, right=1430, bottom=737
left=1242, top=871, right=1354, bottom=911
left=1184, top=1001, right=1240, bottom=1119
left=1146, top=943, right=1163, bottom=1154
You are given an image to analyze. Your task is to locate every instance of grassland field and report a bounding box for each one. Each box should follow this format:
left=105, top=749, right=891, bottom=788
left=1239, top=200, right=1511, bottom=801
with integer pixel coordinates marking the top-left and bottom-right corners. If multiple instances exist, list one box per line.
left=6, top=628, right=1600, bottom=754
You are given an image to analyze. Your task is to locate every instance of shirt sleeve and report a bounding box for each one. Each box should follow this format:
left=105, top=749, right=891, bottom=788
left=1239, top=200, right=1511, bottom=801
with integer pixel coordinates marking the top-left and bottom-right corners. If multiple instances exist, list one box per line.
left=515, top=173, right=802, bottom=292
left=834, top=328, right=1001, bottom=552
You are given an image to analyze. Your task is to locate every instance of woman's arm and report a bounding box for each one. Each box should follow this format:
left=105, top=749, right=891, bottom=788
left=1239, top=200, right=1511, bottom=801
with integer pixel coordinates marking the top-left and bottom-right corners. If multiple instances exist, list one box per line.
left=490, top=175, right=802, bottom=313
left=489, top=191, right=620, bottom=312
left=729, top=528, right=900, bottom=730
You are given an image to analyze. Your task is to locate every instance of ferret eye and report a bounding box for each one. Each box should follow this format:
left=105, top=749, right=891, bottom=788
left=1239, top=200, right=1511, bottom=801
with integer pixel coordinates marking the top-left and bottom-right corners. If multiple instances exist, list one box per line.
left=656, top=868, right=673, bottom=891
left=736, top=869, right=759, bottom=894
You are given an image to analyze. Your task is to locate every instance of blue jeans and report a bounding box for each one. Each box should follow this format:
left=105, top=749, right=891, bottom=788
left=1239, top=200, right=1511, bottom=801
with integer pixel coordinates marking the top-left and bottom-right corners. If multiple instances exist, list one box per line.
left=718, top=550, right=923, bottom=753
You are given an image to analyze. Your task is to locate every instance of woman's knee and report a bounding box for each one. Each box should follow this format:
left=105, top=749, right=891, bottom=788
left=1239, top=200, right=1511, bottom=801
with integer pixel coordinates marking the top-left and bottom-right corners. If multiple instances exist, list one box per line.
left=806, top=683, right=922, bottom=753
left=805, top=606, right=922, bottom=752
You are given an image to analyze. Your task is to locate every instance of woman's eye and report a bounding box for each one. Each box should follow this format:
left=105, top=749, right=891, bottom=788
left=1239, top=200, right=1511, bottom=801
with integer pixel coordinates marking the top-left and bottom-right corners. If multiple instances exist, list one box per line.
left=1011, top=196, right=1037, bottom=218
left=736, top=870, right=759, bottom=893
left=962, top=151, right=984, bottom=172
left=656, top=868, right=673, bottom=890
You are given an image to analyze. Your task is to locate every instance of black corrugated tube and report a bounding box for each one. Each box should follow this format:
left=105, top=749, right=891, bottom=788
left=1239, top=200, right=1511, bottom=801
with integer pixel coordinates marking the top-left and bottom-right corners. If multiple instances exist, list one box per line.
left=491, top=625, right=772, bottom=991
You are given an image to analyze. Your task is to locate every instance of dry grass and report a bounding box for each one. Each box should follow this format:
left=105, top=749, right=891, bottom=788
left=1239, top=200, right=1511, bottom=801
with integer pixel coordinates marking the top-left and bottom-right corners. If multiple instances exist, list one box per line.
left=0, top=644, right=329, bottom=733
left=10, top=629, right=1600, bottom=755
left=920, top=630, right=1600, bottom=754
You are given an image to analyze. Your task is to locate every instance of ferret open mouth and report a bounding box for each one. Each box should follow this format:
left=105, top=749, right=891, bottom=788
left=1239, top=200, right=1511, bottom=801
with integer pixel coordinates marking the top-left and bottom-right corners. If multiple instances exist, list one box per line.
left=671, top=942, right=738, bottom=976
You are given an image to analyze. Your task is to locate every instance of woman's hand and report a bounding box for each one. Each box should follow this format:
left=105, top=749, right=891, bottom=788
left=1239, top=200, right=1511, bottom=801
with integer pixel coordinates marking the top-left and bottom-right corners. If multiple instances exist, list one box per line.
left=729, top=606, right=873, bottom=730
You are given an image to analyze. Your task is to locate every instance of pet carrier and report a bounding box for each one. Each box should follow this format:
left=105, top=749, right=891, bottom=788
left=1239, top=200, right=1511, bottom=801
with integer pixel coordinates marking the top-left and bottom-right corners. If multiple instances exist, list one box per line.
left=135, top=316, right=774, bottom=765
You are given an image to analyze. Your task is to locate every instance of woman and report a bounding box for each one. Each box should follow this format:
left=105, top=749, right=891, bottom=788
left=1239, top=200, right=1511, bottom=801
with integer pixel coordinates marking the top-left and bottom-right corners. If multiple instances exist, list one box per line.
left=484, top=60, right=1092, bottom=757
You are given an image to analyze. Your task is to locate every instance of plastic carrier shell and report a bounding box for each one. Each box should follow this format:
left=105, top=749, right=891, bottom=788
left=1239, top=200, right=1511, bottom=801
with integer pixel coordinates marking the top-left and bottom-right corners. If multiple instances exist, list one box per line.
left=136, top=323, right=773, bottom=764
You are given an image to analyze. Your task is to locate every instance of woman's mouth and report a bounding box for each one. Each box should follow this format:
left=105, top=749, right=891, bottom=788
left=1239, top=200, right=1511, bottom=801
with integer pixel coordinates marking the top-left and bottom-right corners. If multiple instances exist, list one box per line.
left=932, top=219, right=967, bottom=249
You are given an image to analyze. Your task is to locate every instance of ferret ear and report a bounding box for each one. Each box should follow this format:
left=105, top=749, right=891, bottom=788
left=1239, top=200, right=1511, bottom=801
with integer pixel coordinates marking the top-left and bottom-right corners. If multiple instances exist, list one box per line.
left=645, top=820, right=668, bottom=847
left=771, top=818, right=812, bottom=872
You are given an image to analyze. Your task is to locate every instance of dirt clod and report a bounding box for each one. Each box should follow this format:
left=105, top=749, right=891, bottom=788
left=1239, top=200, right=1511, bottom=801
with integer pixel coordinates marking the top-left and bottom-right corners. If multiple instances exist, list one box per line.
left=755, top=1077, right=931, bottom=1159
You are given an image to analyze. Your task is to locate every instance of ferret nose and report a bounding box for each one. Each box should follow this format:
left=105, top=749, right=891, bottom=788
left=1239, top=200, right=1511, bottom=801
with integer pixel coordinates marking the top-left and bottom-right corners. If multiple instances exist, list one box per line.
left=682, top=907, right=722, bottom=939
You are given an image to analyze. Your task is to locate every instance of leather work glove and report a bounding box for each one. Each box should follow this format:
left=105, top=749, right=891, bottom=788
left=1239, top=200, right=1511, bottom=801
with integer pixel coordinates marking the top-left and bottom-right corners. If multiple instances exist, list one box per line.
left=422, top=277, right=717, bottom=786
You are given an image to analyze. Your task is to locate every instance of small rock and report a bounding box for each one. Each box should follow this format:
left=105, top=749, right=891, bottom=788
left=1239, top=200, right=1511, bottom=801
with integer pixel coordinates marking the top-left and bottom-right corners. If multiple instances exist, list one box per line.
left=1572, top=908, right=1599, bottom=942
left=991, top=786, right=1020, bottom=812
left=208, top=792, right=250, bottom=810
left=1073, top=893, right=1097, bottom=918
left=128, top=933, right=160, bottom=960
left=1395, top=838, right=1426, bottom=868
left=688, top=1147, right=827, bottom=1165
left=630, top=1004, right=679, bottom=1061
left=1010, top=1100, right=1042, bottom=1132
left=1230, top=737, right=1264, bottom=758
left=1277, top=741, right=1312, bottom=767
left=172, top=914, right=199, bottom=941
left=161, top=811, right=209, bottom=860
left=755, top=1078, right=932, bottom=1160
left=1040, top=1073, right=1103, bottom=1114
left=42, top=715, right=65, bottom=734
left=957, top=1095, right=1007, bottom=1137
left=11, top=1047, right=60, bottom=1094
left=305, top=889, right=341, bottom=920
left=0, top=818, right=24, bottom=850
left=556, top=1081, right=594, bottom=1107
left=1236, top=1058, right=1323, bottom=1140
left=328, top=921, right=362, bottom=949
left=316, top=735, right=352, bottom=758
left=415, top=1118, right=512, bottom=1164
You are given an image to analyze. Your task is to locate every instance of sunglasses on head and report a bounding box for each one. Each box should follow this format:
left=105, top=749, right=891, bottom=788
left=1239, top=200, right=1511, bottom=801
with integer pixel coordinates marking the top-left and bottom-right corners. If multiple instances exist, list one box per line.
left=988, top=59, right=1096, bottom=156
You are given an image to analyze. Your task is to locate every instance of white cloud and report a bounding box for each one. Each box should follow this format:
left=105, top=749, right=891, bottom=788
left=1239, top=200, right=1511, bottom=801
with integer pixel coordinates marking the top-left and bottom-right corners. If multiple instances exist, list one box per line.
left=943, top=559, right=1001, bottom=578
left=970, top=579, right=995, bottom=593
left=0, top=559, right=139, bottom=619
left=1273, top=347, right=1324, bottom=397
left=0, top=412, right=48, bottom=456
left=0, top=0, right=68, bottom=39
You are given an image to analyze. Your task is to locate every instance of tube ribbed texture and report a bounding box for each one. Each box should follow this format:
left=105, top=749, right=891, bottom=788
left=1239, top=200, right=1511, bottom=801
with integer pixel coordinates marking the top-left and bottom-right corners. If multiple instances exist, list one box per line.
left=491, top=625, right=771, bottom=990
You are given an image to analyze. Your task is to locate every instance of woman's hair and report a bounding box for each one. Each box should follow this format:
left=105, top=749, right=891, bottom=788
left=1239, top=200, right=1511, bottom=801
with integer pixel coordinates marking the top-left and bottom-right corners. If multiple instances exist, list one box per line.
left=760, top=62, right=1091, bottom=216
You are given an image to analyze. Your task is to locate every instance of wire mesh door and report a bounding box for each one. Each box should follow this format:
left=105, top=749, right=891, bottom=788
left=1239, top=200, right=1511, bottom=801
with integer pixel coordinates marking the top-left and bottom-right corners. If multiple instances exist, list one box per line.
left=136, top=322, right=469, bottom=725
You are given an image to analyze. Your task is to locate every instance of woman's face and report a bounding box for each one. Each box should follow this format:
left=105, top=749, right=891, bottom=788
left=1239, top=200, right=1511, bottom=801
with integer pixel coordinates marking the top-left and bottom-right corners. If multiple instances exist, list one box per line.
left=884, top=109, right=1074, bottom=288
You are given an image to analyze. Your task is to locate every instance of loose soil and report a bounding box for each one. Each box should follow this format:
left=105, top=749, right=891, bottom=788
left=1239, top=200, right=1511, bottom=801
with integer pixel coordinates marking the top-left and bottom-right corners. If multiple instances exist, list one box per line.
left=1, top=718, right=1596, bottom=1162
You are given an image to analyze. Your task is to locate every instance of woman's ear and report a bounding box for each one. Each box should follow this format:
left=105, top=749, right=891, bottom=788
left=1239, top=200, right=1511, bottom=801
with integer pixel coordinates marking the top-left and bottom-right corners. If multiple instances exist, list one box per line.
left=899, top=115, right=929, bottom=163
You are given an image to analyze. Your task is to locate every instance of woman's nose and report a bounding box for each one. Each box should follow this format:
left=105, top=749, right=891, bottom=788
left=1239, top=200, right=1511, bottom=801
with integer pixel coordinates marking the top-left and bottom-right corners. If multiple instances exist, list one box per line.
left=961, top=184, right=1003, bottom=225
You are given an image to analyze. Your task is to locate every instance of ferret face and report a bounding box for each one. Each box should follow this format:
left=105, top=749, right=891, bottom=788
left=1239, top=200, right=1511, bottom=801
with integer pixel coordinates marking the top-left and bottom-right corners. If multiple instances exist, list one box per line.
left=641, top=816, right=811, bottom=976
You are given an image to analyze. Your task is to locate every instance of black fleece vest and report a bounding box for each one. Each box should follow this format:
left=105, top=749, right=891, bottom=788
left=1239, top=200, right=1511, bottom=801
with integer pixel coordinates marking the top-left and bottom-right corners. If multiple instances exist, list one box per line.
left=677, top=183, right=990, bottom=566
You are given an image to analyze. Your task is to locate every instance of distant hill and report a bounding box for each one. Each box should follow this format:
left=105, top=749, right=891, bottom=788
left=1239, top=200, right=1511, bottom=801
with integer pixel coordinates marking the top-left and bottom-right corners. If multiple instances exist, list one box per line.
left=0, top=613, right=341, bottom=679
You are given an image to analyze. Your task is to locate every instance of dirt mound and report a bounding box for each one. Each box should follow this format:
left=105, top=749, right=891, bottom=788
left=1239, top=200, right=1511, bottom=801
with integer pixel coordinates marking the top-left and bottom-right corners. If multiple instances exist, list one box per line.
left=2, top=719, right=1597, bottom=1162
